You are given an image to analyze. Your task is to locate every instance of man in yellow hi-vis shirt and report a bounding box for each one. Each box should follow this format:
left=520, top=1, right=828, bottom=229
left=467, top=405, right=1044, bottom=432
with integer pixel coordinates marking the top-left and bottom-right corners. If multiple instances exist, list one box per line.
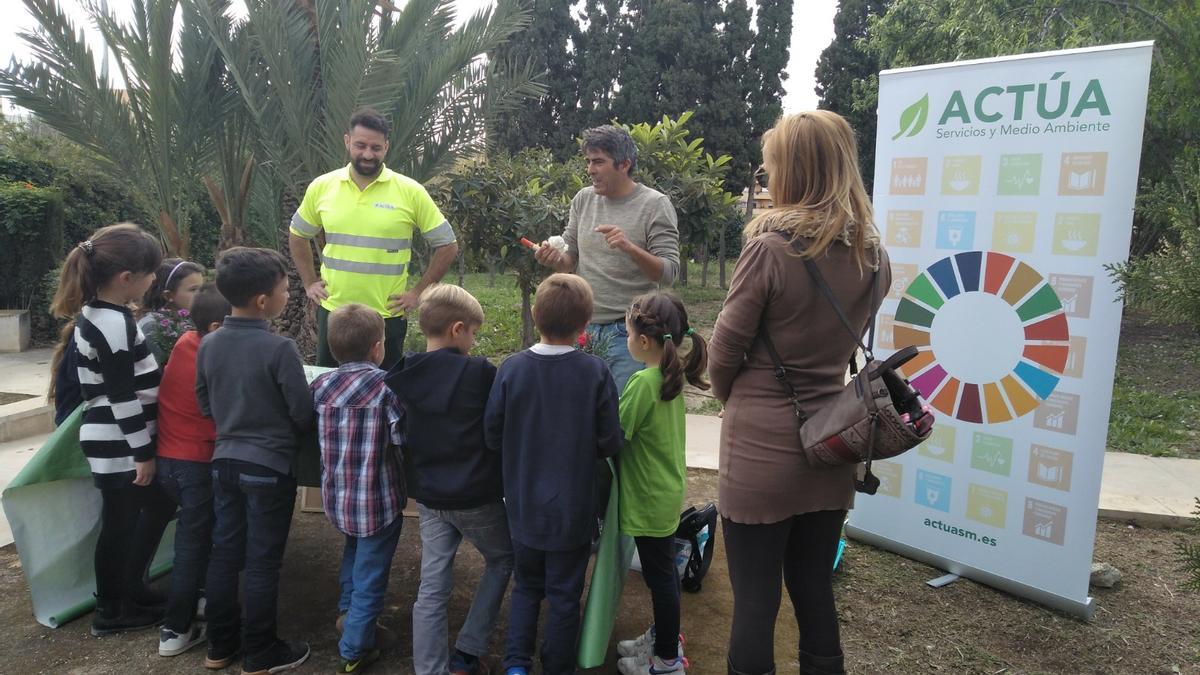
left=289, top=109, right=459, bottom=368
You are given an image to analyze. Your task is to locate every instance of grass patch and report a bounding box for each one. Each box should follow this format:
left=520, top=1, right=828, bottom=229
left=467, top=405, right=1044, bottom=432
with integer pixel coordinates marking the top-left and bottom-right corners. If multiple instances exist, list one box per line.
left=686, top=396, right=723, bottom=416
left=1107, top=312, right=1200, bottom=458
left=1107, top=379, right=1200, bottom=458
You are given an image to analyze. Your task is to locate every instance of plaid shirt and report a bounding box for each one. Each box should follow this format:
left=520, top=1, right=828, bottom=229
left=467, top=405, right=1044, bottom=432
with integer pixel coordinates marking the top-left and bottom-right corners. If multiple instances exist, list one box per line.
left=311, top=362, right=405, bottom=537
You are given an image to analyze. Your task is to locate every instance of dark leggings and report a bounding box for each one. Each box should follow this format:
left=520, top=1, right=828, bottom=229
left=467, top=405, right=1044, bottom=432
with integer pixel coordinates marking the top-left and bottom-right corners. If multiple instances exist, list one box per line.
left=723, top=510, right=846, bottom=674
left=634, top=535, right=681, bottom=659
left=95, top=482, right=176, bottom=605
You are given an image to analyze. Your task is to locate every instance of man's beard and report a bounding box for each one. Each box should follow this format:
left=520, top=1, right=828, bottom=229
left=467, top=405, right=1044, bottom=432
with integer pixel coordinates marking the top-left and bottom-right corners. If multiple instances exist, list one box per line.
left=354, top=158, right=382, bottom=177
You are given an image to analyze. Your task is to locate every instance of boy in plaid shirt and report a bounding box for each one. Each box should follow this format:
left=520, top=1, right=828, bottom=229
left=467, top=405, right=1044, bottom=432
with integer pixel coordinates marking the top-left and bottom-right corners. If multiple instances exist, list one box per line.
left=310, top=303, right=406, bottom=673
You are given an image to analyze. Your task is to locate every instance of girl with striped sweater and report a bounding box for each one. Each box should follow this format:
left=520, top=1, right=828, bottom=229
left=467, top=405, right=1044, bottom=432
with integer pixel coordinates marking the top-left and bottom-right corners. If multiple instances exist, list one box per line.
left=50, top=223, right=177, bottom=636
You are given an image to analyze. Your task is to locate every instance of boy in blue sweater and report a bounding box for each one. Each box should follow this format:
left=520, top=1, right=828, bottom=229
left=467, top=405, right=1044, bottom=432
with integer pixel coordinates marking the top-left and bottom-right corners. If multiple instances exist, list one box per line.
left=484, top=273, right=623, bottom=675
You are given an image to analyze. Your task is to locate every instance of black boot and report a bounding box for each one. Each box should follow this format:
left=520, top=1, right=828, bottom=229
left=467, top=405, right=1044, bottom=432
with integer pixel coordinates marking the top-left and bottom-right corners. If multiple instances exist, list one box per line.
left=90, top=595, right=164, bottom=637
left=799, top=650, right=846, bottom=675
left=728, top=656, right=776, bottom=675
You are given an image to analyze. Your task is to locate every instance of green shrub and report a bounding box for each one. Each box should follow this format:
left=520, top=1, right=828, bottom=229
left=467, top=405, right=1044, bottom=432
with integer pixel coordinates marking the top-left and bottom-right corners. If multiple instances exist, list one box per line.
left=0, top=181, right=64, bottom=311
left=0, top=154, right=56, bottom=185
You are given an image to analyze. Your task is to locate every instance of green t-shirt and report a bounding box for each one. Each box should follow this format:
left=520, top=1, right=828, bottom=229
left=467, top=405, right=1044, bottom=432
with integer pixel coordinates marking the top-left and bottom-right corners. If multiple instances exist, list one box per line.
left=618, top=367, right=687, bottom=537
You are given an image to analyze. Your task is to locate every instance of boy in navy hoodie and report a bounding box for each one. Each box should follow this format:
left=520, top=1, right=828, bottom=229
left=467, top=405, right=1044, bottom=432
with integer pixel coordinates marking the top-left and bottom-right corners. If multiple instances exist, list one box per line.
left=387, top=285, right=513, bottom=675
left=484, top=273, right=623, bottom=675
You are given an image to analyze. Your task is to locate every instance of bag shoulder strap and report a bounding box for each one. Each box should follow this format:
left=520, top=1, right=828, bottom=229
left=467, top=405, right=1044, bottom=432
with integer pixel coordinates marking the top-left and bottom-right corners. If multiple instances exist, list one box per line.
left=758, top=235, right=883, bottom=422
left=798, top=247, right=881, bottom=361
left=761, top=328, right=809, bottom=426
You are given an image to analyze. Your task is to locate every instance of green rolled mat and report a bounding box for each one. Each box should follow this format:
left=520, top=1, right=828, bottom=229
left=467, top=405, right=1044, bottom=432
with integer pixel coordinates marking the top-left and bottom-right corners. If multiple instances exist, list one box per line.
left=2, top=405, right=176, bottom=628
left=577, top=458, right=637, bottom=668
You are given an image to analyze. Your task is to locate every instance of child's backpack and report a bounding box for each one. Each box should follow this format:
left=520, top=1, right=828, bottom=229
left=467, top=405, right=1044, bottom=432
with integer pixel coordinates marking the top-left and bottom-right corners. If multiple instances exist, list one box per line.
left=674, top=503, right=718, bottom=593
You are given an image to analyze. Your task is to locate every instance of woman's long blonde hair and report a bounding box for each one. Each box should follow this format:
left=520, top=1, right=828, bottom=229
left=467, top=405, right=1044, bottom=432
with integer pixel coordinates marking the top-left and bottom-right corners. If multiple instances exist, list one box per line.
left=744, top=110, right=879, bottom=267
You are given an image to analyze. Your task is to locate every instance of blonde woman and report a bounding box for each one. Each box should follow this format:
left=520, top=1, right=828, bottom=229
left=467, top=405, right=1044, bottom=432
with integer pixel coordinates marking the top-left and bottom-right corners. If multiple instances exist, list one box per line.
left=709, top=111, right=890, bottom=675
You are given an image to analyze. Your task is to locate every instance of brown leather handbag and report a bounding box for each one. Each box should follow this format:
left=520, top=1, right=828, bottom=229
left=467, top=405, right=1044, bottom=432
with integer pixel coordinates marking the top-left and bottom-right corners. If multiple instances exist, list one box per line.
left=759, top=245, right=933, bottom=494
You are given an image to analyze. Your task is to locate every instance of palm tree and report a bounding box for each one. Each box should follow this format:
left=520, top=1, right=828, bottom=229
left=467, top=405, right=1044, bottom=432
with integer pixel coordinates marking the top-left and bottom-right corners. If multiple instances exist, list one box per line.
left=0, top=0, right=252, bottom=256
left=191, top=0, right=544, bottom=347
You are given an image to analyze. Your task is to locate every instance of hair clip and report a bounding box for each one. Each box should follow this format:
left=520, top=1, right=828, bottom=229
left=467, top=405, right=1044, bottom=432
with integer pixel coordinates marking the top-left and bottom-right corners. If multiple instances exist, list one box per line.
left=77, top=240, right=95, bottom=255
left=661, top=333, right=672, bottom=341
left=685, top=328, right=695, bottom=336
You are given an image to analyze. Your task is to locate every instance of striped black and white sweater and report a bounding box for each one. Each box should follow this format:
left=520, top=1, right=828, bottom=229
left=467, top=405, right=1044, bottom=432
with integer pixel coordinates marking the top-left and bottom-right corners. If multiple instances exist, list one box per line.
left=75, top=300, right=161, bottom=488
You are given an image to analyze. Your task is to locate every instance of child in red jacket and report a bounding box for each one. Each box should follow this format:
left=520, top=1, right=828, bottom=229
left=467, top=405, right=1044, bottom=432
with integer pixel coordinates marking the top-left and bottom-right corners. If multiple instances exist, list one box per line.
left=154, top=284, right=230, bottom=657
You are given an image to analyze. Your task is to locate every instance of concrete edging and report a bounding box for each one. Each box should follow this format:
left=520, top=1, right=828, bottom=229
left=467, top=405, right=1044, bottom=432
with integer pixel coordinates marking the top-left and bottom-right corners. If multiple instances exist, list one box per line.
left=0, top=405, right=54, bottom=443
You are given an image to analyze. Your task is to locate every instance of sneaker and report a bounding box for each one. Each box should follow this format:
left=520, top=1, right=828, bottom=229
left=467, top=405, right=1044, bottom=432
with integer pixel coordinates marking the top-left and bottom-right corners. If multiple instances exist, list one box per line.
left=617, top=655, right=685, bottom=675
left=617, top=625, right=685, bottom=660
left=90, top=602, right=164, bottom=636
left=159, top=623, right=206, bottom=656
left=334, top=613, right=397, bottom=651
left=204, top=641, right=240, bottom=670
left=241, top=639, right=310, bottom=674
left=336, top=649, right=380, bottom=673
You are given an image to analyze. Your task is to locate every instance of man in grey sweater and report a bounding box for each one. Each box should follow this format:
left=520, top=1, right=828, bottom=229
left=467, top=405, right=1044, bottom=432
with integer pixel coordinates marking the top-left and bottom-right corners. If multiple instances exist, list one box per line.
left=535, top=125, right=680, bottom=393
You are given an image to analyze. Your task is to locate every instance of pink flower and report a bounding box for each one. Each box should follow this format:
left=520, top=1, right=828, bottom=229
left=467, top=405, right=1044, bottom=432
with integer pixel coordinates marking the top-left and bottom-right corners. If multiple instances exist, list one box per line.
left=577, top=332, right=588, bottom=347
left=177, top=309, right=189, bottom=318
left=160, top=319, right=170, bottom=326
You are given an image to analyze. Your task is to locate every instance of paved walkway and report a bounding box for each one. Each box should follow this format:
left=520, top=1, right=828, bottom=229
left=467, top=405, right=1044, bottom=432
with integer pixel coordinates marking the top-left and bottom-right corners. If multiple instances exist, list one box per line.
left=1, top=349, right=1196, bottom=547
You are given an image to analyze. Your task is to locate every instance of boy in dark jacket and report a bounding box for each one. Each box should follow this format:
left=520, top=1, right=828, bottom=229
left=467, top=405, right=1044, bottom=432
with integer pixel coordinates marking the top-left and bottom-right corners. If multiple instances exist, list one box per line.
left=196, top=248, right=314, bottom=674
left=484, top=273, right=623, bottom=675
left=387, top=285, right=513, bottom=675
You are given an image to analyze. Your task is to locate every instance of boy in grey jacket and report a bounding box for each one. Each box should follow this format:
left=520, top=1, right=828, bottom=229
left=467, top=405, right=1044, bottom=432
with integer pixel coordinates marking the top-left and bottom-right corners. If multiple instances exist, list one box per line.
left=196, top=247, right=315, bottom=674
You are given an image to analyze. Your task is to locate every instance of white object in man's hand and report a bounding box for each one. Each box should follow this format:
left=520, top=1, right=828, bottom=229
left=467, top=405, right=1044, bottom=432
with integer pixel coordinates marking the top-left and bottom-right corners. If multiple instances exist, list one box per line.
left=547, top=235, right=569, bottom=253
left=534, top=241, right=571, bottom=272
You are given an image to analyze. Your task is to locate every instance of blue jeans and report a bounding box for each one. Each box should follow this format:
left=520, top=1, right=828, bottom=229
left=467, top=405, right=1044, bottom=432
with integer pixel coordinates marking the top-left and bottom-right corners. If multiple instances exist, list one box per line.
left=157, top=457, right=214, bottom=632
left=412, top=502, right=514, bottom=675
left=337, top=515, right=404, bottom=660
left=206, top=459, right=297, bottom=657
left=503, top=541, right=591, bottom=674
left=587, top=319, right=642, bottom=395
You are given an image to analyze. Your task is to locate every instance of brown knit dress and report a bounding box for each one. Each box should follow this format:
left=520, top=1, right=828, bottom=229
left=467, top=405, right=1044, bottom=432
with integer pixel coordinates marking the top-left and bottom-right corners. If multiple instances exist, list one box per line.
left=709, top=228, right=890, bottom=525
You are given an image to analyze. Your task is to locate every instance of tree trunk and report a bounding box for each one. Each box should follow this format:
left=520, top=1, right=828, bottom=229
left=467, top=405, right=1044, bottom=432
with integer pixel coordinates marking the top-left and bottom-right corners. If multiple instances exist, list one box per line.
left=678, top=250, right=688, bottom=287
left=457, top=250, right=466, bottom=286
left=520, top=284, right=535, bottom=348
left=275, top=189, right=316, bottom=362
left=701, top=241, right=709, bottom=288
left=718, top=217, right=728, bottom=290
left=731, top=180, right=756, bottom=290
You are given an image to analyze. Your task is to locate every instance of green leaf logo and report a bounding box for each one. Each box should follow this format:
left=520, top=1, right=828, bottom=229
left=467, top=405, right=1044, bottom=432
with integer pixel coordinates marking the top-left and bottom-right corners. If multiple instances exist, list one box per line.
left=893, top=94, right=929, bottom=140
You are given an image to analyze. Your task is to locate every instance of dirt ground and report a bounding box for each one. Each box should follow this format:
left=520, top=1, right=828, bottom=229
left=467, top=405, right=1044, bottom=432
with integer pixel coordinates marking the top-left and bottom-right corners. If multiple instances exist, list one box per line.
left=1, top=470, right=1197, bottom=674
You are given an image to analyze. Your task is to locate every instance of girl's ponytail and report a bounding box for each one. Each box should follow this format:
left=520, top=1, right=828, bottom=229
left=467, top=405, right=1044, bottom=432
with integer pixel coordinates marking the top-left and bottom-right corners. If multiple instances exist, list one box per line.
left=681, top=326, right=710, bottom=392
left=660, top=333, right=684, bottom=401
left=50, top=242, right=92, bottom=319
left=46, top=319, right=76, bottom=402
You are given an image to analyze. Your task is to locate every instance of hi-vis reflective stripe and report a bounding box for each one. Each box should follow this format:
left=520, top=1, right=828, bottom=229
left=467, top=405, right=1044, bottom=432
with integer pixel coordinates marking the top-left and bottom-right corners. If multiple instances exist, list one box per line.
left=322, top=256, right=407, bottom=276
left=423, top=221, right=456, bottom=247
left=325, top=233, right=411, bottom=250
left=291, top=212, right=319, bottom=237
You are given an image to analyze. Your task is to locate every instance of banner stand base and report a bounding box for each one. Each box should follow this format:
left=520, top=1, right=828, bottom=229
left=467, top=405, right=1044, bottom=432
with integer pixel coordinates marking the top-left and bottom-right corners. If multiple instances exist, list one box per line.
left=926, top=573, right=960, bottom=588
left=846, top=524, right=1095, bottom=620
